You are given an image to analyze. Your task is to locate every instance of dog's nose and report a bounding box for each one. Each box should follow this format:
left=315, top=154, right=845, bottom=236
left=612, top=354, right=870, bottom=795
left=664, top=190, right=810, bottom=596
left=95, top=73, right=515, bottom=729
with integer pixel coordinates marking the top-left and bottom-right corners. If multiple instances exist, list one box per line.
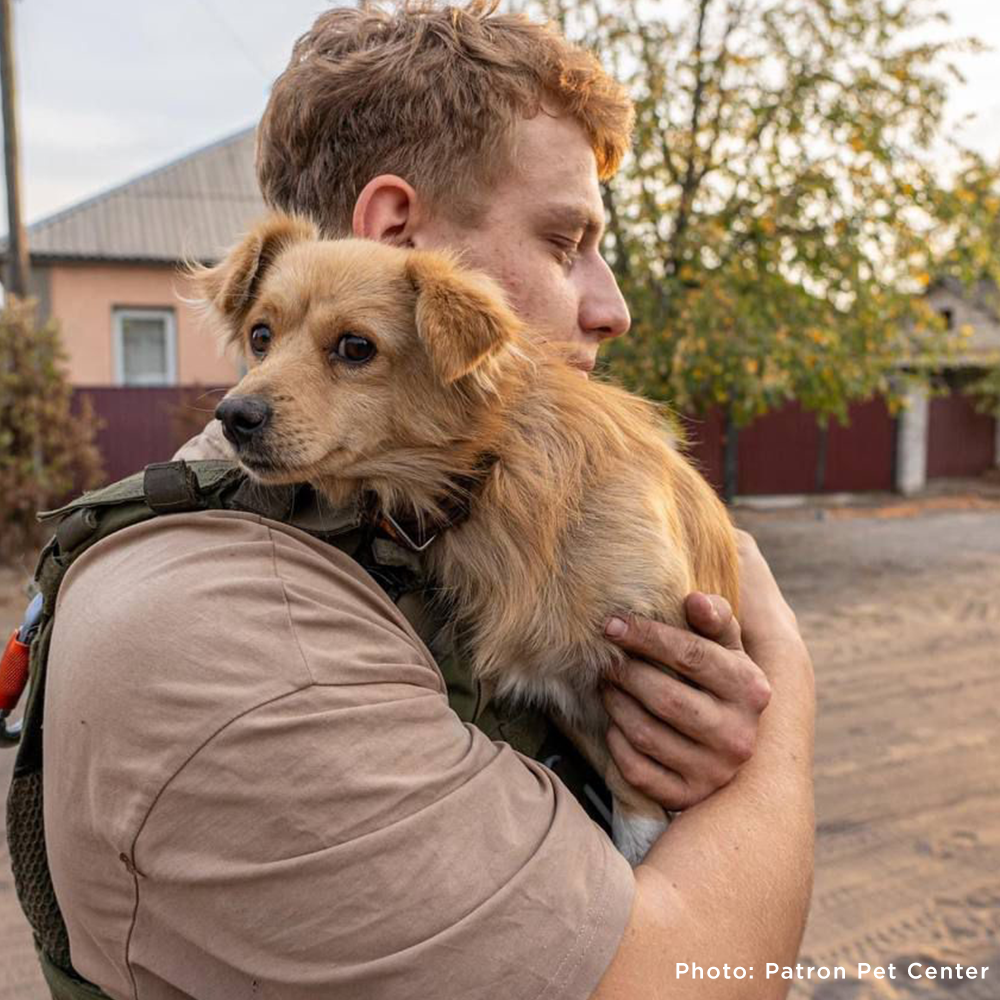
left=215, top=395, right=272, bottom=446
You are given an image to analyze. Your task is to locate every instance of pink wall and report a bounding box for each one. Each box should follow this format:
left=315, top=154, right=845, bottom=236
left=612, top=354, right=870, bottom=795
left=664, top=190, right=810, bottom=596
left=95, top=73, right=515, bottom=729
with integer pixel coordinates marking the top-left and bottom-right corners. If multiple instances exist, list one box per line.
left=47, top=261, right=241, bottom=386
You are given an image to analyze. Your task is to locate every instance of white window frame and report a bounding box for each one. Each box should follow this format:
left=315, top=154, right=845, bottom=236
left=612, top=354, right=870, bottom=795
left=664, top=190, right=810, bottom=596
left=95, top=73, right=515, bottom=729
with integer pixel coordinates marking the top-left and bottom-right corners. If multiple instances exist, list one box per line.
left=112, top=307, right=178, bottom=386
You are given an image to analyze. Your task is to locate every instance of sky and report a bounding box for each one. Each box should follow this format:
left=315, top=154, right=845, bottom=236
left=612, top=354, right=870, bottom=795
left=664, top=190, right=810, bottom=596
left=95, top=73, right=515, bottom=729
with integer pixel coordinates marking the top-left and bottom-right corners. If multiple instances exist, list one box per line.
left=5, top=0, right=1000, bottom=231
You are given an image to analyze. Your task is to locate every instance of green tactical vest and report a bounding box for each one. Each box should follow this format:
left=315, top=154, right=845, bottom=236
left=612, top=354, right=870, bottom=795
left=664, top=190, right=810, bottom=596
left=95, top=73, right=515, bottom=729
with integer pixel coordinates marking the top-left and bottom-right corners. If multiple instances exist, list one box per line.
left=5, top=459, right=612, bottom=1000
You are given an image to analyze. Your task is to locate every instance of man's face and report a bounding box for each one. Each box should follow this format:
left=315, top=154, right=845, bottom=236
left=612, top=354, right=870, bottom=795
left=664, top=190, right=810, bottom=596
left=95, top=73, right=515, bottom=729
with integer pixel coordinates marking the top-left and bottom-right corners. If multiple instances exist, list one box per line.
left=414, top=113, right=631, bottom=374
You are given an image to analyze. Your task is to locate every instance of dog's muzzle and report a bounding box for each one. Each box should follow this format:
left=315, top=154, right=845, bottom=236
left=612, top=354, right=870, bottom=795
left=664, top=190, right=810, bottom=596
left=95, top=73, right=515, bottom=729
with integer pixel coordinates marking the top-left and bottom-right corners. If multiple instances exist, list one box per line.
left=215, top=394, right=272, bottom=449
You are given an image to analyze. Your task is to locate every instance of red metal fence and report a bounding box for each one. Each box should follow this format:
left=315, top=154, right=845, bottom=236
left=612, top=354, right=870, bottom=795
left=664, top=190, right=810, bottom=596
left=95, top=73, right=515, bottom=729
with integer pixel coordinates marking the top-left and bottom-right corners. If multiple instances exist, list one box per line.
left=682, top=398, right=897, bottom=495
left=73, top=386, right=228, bottom=485
left=74, top=386, right=993, bottom=496
left=926, top=391, right=996, bottom=479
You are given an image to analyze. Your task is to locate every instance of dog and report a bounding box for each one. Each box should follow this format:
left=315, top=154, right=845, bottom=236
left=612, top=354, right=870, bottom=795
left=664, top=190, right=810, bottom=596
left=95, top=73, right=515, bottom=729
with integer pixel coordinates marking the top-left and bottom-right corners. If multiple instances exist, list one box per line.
left=193, top=214, right=740, bottom=865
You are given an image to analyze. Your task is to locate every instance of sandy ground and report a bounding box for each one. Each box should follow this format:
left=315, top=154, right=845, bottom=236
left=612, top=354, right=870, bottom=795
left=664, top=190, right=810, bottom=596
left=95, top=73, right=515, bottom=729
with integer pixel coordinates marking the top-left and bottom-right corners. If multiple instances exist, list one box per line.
left=1, top=500, right=999, bottom=999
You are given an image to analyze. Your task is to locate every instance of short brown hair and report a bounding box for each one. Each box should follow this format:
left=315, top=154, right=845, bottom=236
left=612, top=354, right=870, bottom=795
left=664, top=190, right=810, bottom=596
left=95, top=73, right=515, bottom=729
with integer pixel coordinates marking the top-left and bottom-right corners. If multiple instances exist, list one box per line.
left=256, top=1, right=634, bottom=236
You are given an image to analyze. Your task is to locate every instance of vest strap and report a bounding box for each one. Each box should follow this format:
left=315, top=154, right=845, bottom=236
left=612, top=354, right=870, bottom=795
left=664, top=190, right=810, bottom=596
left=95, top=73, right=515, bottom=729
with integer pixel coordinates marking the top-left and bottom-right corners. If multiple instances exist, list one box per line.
left=143, top=461, right=203, bottom=513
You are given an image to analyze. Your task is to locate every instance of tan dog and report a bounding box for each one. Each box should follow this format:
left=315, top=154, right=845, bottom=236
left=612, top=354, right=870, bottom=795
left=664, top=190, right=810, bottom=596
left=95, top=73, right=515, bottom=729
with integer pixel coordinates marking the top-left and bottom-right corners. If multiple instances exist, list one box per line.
left=194, top=214, right=740, bottom=864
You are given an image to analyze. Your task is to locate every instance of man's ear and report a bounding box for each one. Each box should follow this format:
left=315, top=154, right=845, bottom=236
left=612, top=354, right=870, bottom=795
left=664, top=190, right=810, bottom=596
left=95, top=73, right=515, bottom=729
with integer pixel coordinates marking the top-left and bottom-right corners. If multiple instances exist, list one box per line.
left=352, top=174, right=419, bottom=244
left=191, top=214, right=317, bottom=332
left=405, top=251, right=522, bottom=384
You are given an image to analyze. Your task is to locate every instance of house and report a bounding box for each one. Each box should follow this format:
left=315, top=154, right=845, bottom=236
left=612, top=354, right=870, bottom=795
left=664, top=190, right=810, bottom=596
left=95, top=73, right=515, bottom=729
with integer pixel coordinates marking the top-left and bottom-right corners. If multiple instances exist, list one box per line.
left=3, top=127, right=997, bottom=494
left=13, top=126, right=260, bottom=387
left=2, top=128, right=263, bottom=480
left=895, top=278, right=1000, bottom=494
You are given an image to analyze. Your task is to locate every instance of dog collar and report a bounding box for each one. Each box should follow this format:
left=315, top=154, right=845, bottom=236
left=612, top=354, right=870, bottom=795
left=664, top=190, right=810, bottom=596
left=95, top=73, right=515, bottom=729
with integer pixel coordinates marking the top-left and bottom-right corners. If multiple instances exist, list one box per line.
left=366, top=452, right=499, bottom=554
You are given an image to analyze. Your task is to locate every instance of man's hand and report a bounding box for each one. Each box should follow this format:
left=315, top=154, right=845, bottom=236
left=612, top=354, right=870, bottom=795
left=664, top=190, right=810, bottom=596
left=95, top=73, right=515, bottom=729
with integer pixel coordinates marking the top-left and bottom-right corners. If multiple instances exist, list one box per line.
left=600, top=530, right=791, bottom=811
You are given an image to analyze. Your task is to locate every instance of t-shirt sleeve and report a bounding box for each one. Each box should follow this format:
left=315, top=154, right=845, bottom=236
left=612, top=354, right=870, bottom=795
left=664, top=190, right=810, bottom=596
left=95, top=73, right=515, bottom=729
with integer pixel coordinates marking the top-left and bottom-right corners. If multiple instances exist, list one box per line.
left=172, top=417, right=234, bottom=461
left=123, top=521, right=635, bottom=1000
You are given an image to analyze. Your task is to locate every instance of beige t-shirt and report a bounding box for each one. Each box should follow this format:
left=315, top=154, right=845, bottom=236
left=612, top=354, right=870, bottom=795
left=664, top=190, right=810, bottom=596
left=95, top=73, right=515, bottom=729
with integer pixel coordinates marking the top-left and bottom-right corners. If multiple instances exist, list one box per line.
left=43, top=509, right=634, bottom=1000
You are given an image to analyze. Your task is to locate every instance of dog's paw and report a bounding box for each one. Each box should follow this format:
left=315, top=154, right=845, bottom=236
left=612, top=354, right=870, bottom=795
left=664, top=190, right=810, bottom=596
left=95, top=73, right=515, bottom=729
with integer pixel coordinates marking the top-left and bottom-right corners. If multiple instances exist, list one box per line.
left=612, top=808, right=670, bottom=867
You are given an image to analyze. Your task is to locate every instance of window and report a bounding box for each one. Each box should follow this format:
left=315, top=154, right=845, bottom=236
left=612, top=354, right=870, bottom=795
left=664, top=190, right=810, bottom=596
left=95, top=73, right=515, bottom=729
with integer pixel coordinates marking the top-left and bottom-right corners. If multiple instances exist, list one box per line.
left=113, top=308, right=177, bottom=386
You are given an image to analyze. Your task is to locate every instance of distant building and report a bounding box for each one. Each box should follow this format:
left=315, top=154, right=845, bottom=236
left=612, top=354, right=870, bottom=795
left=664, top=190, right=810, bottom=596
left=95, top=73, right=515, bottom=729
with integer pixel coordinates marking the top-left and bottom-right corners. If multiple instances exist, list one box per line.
left=5, top=127, right=260, bottom=388
left=895, top=278, right=1000, bottom=494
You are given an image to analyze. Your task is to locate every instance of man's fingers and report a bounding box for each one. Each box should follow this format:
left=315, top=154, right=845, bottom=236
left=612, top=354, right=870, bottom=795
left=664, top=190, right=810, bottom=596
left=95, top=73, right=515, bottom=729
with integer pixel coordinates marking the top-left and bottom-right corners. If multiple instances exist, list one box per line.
left=605, top=614, right=766, bottom=706
left=603, top=685, right=733, bottom=798
left=684, top=592, right=741, bottom=649
left=605, top=723, right=695, bottom=811
left=610, top=659, right=727, bottom=746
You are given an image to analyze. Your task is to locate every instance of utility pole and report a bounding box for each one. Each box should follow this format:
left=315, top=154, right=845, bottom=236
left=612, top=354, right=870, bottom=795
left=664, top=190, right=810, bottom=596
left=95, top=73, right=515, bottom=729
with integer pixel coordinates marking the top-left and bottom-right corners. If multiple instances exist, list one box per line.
left=1, top=0, right=29, bottom=298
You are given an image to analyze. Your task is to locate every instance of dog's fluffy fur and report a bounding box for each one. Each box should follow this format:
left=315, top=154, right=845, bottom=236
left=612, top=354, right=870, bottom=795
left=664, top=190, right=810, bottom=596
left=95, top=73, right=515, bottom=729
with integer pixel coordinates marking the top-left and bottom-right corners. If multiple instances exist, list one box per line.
left=194, top=214, right=740, bottom=864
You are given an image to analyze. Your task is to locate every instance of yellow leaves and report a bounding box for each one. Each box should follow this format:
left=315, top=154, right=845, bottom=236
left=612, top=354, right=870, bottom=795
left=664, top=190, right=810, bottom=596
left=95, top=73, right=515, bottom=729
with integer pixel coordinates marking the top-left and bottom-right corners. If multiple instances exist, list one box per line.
left=806, top=326, right=830, bottom=345
left=744, top=357, right=759, bottom=375
left=917, top=272, right=931, bottom=287
left=679, top=265, right=698, bottom=283
left=959, top=323, right=975, bottom=339
left=849, top=135, right=866, bottom=154
left=759, top=216, right=776, bottom=236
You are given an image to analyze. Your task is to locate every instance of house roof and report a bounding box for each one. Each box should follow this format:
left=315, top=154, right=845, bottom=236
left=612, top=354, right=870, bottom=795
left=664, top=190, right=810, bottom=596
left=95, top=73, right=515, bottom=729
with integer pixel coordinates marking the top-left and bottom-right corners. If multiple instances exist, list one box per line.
left=926, top=277, right=1000, bottom=364
left=5, top=127, right=265, bottom=265
left=931, top=275, right=1000, bottom=322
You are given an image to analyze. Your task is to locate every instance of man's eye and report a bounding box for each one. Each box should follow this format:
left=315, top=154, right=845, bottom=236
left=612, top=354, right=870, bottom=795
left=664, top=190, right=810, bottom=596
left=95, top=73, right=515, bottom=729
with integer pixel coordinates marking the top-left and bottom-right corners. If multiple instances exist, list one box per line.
left=249, top=324, right=272, bottom=358
left=333, top=333, right=376, bottom=364
left=550, top=237, right=582, bottom=267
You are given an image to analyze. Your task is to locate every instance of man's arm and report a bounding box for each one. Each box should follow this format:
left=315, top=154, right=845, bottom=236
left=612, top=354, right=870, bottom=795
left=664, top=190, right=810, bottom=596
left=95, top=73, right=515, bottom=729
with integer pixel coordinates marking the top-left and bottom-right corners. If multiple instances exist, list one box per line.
left=591, top=531, right=816, bottom=999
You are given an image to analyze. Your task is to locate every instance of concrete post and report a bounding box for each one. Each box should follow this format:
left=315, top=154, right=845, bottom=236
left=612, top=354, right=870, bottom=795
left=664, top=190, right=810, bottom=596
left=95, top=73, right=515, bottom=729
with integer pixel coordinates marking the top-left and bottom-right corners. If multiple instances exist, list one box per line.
left=896, top=385, right=929, bottom=495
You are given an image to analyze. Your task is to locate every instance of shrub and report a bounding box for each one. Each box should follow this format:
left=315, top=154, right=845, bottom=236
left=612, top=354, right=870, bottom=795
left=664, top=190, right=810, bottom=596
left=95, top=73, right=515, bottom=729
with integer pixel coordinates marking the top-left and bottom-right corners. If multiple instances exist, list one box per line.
left=0, top=296, right=103, bottom=562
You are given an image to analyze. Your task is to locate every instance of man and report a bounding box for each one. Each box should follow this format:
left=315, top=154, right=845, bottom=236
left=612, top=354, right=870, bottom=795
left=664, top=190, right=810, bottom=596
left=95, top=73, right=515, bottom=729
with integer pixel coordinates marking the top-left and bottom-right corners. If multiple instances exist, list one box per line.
left=42, top=3, right=815, bottom=998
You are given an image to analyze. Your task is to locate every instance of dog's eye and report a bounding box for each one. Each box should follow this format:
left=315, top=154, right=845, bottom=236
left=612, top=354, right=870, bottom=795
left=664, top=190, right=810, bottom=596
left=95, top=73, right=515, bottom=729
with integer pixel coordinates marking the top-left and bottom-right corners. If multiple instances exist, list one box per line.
left=249, top=324, right=272, bottom=359
left=334, top=334, right=376, bottom=364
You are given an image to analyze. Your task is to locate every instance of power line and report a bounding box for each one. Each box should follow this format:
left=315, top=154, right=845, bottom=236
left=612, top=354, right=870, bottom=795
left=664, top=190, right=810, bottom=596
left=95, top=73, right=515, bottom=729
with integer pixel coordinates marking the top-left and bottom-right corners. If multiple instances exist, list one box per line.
left=191, top=0, right=271, bottom=81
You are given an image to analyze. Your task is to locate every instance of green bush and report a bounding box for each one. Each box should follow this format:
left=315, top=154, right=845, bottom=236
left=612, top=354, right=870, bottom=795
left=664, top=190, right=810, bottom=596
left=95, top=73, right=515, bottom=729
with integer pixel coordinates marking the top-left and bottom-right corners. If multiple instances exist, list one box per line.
left=0, top=296, right=103, bottom=562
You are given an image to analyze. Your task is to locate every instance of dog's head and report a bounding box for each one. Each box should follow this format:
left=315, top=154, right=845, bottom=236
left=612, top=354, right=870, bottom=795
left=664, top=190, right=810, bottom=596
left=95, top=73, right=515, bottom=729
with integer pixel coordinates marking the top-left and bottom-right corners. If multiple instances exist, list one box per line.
left=193, top=213, right=523, bottom=491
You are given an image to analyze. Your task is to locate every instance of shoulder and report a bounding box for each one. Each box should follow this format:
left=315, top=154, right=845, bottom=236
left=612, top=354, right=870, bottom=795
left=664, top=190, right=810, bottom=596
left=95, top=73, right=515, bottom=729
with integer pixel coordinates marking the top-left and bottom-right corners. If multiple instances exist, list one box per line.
left=172, top=418, right=233, bottom=461
left=45, top=509, right=445, bottom=838
left=56, top=508, right=439, bottom=688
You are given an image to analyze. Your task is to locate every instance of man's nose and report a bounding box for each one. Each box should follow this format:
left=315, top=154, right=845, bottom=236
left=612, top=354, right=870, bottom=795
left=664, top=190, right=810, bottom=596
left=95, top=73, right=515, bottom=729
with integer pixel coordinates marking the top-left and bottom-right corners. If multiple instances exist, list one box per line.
left=215, top=395, right=272, bottom=447
left=580, top=256, right=631, bottom=342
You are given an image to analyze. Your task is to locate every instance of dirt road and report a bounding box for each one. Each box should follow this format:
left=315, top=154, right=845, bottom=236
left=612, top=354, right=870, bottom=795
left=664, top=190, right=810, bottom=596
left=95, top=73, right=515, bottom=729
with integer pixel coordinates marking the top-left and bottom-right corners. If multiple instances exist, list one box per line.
left=745, top=507, right=1000, bottom=1000
left=2, top=505, right=999, bottom=999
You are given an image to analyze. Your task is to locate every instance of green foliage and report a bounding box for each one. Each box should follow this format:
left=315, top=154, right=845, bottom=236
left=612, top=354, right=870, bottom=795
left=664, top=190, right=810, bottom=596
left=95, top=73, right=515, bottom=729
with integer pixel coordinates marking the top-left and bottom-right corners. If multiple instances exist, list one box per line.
left=523, top=0, right=976, bottom=426
left=0, top=296, right=103, bottom=562
left=929, top=156, right=1000, bottom=419
left=933, top=153, right=1000, bottom=290
left=966, top=365, right=1000, bottom=419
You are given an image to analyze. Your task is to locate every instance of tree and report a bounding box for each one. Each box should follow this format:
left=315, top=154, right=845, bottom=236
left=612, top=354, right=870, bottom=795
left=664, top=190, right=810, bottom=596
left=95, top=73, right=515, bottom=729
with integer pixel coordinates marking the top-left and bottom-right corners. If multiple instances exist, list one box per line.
left=523, top=0, right=974, bottom=495
left=0, top=297, right=103, bottom=562
left=931, top=153, right=1000, bottom=423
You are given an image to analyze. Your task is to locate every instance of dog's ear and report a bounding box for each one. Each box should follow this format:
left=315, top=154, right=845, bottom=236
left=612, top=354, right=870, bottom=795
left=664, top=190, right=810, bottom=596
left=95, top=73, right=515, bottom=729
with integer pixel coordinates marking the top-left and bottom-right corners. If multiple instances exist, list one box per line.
left=405, top=251, right=521, bottom=384
left=192, top=214, right=318, bottom=328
